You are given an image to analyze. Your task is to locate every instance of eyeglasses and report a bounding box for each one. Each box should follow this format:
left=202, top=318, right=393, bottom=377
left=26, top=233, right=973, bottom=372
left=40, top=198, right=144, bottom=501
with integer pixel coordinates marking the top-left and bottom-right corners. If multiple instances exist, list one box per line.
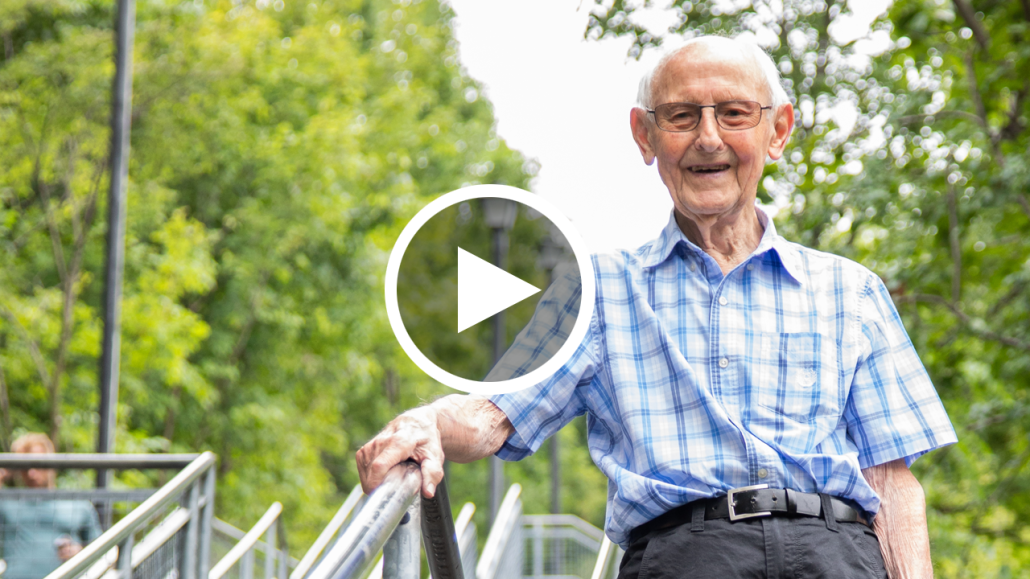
left=647, top=100, right=773, bottom=132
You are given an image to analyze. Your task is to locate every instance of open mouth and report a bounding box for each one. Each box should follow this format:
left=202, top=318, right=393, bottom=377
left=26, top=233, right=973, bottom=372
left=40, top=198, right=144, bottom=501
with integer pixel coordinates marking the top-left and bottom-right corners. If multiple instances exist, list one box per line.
left=688, top=164, right=731, bottom=174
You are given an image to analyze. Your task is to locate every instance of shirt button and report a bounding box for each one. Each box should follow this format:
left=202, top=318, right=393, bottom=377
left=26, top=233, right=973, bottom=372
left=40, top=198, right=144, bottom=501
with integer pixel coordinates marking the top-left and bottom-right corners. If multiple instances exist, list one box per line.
left=757, top=468, right=769, bottom=479
left=718, top=296, right=728, bottom=306
left=747, top=263, right=755, bottom=271
left=690, top=263, right=697, bottom=272
left=719, top=357, right=729, bottom=369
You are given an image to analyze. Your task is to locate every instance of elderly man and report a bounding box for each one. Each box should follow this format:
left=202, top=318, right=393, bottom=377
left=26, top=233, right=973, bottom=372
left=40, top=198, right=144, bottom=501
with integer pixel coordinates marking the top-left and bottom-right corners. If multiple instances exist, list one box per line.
left=357, top=36, right=956, bottom=578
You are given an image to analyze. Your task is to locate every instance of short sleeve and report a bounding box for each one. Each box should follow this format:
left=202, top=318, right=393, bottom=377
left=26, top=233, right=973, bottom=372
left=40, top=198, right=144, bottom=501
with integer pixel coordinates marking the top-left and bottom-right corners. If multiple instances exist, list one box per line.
left=844, top=274, right=958, bottom=469
left=488, top=265, right=599, bottom=461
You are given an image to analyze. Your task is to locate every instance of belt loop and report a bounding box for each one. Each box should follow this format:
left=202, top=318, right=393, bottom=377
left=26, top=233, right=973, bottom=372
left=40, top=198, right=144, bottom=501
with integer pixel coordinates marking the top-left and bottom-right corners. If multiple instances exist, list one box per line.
left=690, top=501, right=705, bottom=533
left=785, top=489, right=797, bottom=515
left=819, top=494, right=839, bottom=533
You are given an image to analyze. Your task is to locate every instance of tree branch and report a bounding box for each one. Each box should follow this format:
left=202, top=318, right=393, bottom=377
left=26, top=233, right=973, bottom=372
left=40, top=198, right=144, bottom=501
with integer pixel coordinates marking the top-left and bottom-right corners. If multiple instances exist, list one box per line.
left=35, top=167, right=68, bottom=285
left=897, top=293, right=1030, bottom=352
left=0, top=306, right=53, bottom=388
left=897, top=110, right=985, bottom=127
left=963, top=50, right=1003, bottom=163
left=1017, top=193, right=1030, bottom=221
left=953, top=0, right=991, bottom=52
left=2, top=31, right=12, bottom=61
left=964, top=51, right=988, bottom=126
left=999, top=86, right=1027, bottom=141
left=987, top=280, right=1028, bottom=319
left=0, top=335, right=11, bottom=452
left=947, top=184, right=962, bottom=303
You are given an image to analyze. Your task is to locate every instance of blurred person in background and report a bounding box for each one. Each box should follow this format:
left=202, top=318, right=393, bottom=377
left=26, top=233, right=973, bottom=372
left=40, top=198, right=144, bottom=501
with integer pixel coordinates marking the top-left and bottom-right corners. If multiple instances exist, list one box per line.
left=0, top=433, right=102, bottom=579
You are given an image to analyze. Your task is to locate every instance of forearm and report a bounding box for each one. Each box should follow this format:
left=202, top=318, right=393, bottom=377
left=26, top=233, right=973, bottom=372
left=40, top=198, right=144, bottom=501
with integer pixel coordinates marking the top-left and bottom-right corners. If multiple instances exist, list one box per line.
left=862, top=459, right=934, bottom=579
left=431, top=395, right=514, bottom=463
left=356, top=394, right=513, bottom=496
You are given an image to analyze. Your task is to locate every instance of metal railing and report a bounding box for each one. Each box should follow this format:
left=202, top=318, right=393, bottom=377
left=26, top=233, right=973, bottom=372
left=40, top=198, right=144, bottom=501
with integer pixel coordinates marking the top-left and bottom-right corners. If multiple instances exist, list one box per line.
left=209, top=503, right=287, bottom=579
left=522, top=514, right=603, bottom=579
left=290, top=486, right=365, bottom=579
left=452, top=503, right=477, bottom=579
left=212, top=517, right=300, bottom=578
left=476, top=484, right=522, bottom=579
left=305, top=462, right=464, bottom=579
left=20, top=451, right=219, bottom=579
left=587, top=537, right=621, bottom=579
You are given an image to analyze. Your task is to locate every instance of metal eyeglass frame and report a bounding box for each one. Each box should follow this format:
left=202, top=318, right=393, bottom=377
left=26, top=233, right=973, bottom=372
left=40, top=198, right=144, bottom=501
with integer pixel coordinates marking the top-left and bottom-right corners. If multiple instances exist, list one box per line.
left=646, top=101, right=774, bottom=132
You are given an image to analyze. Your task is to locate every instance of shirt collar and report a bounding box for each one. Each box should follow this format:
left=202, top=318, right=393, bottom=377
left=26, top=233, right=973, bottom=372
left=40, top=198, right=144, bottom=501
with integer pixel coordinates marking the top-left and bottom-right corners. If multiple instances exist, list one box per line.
left=639, top=205, right=806, bottom=285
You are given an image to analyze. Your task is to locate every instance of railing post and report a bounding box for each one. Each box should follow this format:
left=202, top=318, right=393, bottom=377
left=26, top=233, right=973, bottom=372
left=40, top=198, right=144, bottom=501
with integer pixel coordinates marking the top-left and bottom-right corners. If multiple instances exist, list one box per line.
left=242, top=548, right=255, bottom=579
left=532, top=521, right=544, bottom=579
left=198, top=466, right=216, bottom=578
left=277, top=517, right=288, bottom=579
left=383, top=497, right=421, bottom=579
left=116, top=534, right=135, bottom=579
left=264, top=520, right=277, bottom=579
left=421, top=479, right=464, bottom=579
left=182, top=481, right=200, bottom=579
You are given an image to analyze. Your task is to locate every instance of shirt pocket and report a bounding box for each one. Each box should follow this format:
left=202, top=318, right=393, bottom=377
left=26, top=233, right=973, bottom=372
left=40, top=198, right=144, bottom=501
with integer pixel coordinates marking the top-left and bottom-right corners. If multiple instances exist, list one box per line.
left=754, top=331, right=842, bottom=424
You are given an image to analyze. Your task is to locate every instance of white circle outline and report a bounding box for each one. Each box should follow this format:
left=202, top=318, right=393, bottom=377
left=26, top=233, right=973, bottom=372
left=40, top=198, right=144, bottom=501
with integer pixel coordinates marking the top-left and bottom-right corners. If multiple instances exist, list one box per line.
left=384, top=184, right=596, bottom=395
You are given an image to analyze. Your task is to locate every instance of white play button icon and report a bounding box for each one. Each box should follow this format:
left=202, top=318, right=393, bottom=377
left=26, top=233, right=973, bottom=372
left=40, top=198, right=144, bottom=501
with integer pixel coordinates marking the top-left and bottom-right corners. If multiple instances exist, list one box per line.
left=457, top=247, right=541, bottom=332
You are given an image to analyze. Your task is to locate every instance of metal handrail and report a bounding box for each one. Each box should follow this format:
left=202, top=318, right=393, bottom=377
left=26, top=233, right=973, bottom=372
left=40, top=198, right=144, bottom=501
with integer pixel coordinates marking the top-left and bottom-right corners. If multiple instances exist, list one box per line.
left=306, top=462, right=465, bottom=579
left=476, top=484, right=521, bottom=579
left=0, top=453, right=201, bottom=469
left=307, top=462, right=422, bottom=579
left=453, top=503, right=476, bottom=540
left=521, top=514, right=605, bottom=542
left=588, top=537, right=615, bottom=579
left=291, top=485, right=365, bottom=579
left=44, top=451, right=217, bottom=579
left=213, top=519, right=299, bottom=569
left=0, top=489, right=156, bottom=501
left=419, top=474, right=463, bottom=579
left=209, top=502, right=284, bottom=579
left=131, top=507, right=192, bottom=567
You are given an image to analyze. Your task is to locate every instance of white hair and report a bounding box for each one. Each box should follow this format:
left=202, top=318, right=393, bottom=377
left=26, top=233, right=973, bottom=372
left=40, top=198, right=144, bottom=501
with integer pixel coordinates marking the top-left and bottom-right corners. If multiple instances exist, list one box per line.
left=637, top=36, right=790, bottom=110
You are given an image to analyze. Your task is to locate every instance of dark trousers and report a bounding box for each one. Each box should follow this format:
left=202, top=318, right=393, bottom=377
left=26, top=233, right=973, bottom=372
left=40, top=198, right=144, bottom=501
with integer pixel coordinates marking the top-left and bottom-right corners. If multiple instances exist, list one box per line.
left=618, top=504, right=888, bottom=579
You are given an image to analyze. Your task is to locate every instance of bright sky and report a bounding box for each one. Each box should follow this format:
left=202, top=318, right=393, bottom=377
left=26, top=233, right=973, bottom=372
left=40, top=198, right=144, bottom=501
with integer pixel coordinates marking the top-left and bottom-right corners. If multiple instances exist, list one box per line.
left=446, top=0, right=891, bottom=252
left=448, top=0, right=671, bottom=252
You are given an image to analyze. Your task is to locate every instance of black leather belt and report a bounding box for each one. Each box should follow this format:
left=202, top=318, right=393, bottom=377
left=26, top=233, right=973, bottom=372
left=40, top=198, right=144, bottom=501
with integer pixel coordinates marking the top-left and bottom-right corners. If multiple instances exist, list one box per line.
left=629, top=485, right=868, bottom=544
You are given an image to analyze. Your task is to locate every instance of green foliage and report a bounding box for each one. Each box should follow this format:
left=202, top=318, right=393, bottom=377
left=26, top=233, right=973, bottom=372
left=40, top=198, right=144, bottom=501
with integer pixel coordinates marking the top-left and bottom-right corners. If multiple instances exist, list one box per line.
left=0, top=0, right=559, bottom=551
left=6, top=0, right=1026, bottom=568
left=587, top=0, right=1030, bottom=574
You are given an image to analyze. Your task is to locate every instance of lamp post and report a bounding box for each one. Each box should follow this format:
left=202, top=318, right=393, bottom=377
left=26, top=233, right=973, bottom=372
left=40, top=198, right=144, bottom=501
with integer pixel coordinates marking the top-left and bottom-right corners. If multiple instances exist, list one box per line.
left=481, top=197, right=517, bottom=526
left=97, top=0, right=137, bottom=529
left=536, top=235, right=563, bottom=515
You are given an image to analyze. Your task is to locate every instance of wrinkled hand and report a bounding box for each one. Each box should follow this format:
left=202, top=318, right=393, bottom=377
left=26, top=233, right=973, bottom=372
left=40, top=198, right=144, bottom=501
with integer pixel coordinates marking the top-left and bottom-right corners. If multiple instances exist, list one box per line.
left=55, top=537, right=83, bottom=561
left=356, top=407, right=444, bottom=499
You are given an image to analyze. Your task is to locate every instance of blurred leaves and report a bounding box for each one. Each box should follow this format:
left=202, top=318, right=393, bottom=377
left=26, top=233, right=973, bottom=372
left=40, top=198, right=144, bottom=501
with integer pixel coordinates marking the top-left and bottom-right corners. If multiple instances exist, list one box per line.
left=0, top=0, right=555, bottom=550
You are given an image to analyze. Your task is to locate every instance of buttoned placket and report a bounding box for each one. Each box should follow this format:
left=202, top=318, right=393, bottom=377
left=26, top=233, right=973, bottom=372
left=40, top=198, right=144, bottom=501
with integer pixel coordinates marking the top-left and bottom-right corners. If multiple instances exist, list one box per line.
left=699, top=253, right=766, bottom=486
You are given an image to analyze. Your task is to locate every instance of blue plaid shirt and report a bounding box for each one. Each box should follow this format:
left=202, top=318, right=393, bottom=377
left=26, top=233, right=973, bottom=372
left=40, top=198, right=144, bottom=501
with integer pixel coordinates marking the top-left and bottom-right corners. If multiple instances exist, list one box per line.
left=488, top=207, right=956, bottom=547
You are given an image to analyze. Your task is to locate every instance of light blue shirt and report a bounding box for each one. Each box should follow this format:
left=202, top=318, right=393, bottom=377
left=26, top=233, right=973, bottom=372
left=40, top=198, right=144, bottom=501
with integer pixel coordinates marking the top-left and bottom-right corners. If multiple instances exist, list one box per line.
left=488, top=208, right=957, bottom=547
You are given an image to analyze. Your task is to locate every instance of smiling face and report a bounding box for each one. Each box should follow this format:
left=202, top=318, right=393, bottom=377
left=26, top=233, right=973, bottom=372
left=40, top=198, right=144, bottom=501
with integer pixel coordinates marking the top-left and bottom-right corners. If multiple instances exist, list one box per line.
left=631, top=43, right=794, bottom=223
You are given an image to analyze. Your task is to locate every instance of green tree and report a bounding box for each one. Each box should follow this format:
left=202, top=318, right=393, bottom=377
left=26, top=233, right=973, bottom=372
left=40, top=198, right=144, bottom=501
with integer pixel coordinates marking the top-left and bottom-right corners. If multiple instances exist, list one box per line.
left=0, top=0, right=555, bottom=549
left=586, top=0, right=1030, bottom=575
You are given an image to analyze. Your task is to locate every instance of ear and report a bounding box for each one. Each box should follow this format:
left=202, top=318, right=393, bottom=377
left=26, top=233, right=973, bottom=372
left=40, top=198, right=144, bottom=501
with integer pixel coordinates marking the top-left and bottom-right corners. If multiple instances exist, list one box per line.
left=766, top=102, right=794, bottom=160
left=630, top=108, right=656, bottom=166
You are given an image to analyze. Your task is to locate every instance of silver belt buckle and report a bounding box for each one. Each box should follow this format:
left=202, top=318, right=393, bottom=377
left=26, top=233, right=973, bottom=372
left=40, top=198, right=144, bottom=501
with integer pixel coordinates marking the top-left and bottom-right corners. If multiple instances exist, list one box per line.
left=727, top=484, right=771, bottom=521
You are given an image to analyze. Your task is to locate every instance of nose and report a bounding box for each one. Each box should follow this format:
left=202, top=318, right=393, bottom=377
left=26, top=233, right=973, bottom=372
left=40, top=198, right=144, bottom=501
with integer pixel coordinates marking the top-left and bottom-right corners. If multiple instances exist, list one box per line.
left=694, top=108, right=723, bottom=152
